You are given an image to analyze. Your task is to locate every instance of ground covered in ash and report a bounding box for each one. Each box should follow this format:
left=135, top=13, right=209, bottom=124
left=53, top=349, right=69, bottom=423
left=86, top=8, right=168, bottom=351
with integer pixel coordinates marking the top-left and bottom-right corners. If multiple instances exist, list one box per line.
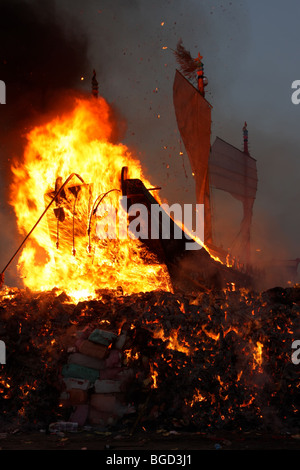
left=0, top=284, right=299, bottom=449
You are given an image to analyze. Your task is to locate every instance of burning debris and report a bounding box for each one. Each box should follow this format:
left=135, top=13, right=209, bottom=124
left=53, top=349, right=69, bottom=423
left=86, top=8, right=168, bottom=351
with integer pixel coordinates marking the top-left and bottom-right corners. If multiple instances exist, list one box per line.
left=0, top=284, right=299, bottom=434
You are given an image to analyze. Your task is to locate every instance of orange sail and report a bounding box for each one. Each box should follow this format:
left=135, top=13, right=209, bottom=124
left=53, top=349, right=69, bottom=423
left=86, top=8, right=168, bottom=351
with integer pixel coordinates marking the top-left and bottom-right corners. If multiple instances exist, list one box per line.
left=173, top=69, right=213, bottom=244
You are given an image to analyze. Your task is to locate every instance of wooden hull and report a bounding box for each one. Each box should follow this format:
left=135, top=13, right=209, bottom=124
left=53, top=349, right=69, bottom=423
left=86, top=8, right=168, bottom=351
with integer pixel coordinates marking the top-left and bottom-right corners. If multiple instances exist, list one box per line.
left=121, top=170, right=253, bottom=292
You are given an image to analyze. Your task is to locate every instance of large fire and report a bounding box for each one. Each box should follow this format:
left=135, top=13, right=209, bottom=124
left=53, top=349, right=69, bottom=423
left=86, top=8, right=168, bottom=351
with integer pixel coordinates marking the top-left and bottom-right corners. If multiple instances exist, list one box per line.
left=1, top=90, right=298, bottom=439
left=9, top=95, right=171, bottom=299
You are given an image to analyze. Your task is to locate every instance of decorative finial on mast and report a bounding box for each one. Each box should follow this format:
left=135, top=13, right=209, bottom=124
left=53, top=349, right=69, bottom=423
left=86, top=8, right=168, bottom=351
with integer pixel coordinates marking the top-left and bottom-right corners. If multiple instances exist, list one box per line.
left=174, top=39, right=208, bottom=95
left=243, top=121, right=249, bottom=155
left=194, top=53, right=205, bottom=96
left=92, top=69, right=98, bottom=98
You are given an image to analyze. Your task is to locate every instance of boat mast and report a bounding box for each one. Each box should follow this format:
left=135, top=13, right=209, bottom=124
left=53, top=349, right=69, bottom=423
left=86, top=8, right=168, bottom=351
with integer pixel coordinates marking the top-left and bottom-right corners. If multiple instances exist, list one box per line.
left=91, top=70, right=99, bottom=98
left=242, top=122, right=251, bottom=267
left=195, top=54, right=212, bottom=245
left=173, top=43, right=212, bottom=245
left=243, top=121, right=249, bottom=155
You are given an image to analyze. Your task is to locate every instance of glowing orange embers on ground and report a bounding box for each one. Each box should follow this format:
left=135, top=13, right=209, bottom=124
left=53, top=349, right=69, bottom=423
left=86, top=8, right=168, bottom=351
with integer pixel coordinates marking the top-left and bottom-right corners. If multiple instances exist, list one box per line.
left=9, top=96, right=171, bottom=300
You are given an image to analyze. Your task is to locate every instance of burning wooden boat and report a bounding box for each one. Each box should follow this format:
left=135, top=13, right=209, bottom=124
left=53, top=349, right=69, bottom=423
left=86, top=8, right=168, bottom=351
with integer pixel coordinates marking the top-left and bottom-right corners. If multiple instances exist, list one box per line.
left=1, top=61, right=295, bottom=293
left=0, top=66, right=254, bottom=294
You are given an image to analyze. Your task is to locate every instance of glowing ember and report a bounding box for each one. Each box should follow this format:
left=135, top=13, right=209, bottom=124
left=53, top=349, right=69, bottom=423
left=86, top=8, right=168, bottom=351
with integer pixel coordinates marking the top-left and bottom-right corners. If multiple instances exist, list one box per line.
left=152, top=327, right=190, bottom=355
left=253, top=340, right=264, bottom=371
left=150, top=362, right=158, bottom=389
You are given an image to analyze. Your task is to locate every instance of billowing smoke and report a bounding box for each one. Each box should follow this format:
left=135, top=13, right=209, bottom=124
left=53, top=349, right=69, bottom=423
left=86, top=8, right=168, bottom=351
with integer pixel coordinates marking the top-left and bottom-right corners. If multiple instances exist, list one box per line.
left=0, top=0, right=90, bottom=285
left=0, top=0, right=89, bottom=119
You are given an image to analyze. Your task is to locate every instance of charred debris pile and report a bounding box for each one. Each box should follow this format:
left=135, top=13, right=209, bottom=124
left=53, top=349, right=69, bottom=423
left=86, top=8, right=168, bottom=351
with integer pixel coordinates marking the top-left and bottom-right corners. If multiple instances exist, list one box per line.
left=0, top=284, right=299, bottom=434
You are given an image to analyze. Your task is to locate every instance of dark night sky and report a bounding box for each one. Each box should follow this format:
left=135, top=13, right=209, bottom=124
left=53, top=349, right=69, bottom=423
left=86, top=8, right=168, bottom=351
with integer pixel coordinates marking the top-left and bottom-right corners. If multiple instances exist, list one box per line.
left=0, top=0, right=299, bottom=285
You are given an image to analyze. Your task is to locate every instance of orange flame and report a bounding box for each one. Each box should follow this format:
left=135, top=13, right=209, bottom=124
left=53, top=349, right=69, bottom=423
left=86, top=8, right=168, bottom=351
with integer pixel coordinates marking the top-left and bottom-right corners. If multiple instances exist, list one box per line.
left=9, top=96, right=171, bottom=300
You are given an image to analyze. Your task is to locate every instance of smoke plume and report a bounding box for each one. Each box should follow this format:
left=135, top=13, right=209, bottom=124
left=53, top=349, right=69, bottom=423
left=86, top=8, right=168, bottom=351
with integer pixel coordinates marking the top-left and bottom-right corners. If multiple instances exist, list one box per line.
left=0, top=0, right=90, bottom=285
